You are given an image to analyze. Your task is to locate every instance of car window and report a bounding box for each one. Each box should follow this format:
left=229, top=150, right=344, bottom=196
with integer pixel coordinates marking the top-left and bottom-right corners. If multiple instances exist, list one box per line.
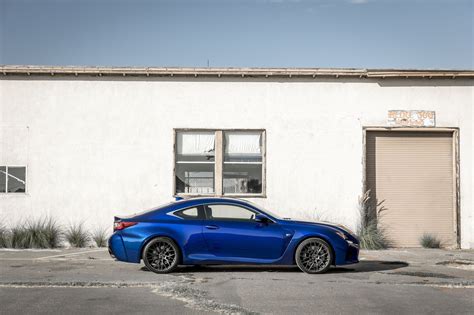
left=205, top=204, right=256, bottom=221
left=174, top=207, right=200, bottom=220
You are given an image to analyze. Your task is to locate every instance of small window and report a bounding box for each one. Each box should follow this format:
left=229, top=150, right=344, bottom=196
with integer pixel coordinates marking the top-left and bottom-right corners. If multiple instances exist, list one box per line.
left=206, top=204, right=256, bottom=221
left=174, top=207, right=200, bottom=220
left=0, top=166, right=26, bottom=193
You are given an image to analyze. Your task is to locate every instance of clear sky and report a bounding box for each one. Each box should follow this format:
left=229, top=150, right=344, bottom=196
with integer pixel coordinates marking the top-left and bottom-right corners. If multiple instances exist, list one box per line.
left=0, top=0, right=472, bottom=69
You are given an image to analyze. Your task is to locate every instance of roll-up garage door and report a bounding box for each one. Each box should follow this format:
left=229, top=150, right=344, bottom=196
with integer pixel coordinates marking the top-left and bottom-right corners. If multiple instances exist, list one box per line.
left=366, top=131, right=457, bottom=248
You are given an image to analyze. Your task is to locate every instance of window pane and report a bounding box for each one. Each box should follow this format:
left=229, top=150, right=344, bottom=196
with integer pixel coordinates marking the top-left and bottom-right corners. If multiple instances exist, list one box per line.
left=176, top=163, right=214, bottom=194
left=223, top=164, right=262, bottom=194
left=175, top=207, right=199, bottom=220
left=177, top=131, right=215, bottom=162
left=7, top=167, right=26, bottom=193
left=224, top=131, right=262, bottom=162
left=0, top=167, right=6, bottom=193
left=206, top=204, right=256, bottom=221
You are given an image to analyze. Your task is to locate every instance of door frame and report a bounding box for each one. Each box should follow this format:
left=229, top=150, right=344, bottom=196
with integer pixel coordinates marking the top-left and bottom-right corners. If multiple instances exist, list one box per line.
left=362, top=127, right=460, bottom=248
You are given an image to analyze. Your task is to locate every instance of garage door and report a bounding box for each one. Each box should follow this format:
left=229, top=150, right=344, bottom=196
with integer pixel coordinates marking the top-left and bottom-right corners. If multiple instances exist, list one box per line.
left=366, top=131, right=457, bottom=248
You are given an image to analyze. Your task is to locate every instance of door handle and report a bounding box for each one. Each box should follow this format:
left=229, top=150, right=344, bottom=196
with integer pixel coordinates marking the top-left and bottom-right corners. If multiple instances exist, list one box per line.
left=205, top=225, right=219, bottom=230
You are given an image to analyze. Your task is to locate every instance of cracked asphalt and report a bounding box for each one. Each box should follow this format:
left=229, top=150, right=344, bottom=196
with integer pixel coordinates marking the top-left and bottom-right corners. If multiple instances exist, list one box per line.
left=0, top=248, right=473, bottom=314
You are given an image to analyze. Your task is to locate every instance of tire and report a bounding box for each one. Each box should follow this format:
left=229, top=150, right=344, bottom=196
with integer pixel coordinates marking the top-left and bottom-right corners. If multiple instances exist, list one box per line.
left=142, top=237, right=180, bottom=274
left=295, top=238, right=333, bottom=274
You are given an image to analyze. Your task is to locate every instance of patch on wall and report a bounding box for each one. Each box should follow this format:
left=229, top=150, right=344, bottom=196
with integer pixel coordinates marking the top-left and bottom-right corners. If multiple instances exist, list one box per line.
left=388, top=110, right=436, bottom=127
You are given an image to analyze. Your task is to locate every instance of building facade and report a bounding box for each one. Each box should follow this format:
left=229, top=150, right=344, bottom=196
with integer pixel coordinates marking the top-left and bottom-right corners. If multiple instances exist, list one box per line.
left=0, top=66, right=472, bottom=248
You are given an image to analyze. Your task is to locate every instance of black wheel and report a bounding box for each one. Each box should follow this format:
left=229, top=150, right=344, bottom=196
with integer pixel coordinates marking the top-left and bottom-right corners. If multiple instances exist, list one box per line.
left=142, top=237, right=180, bottom=274
left=295, top=238, right=333, bottom=274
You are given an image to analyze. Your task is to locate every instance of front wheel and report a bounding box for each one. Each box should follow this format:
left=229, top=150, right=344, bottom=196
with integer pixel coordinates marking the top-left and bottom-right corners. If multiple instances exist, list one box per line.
left=142, top=237, right=180, bottom=274
left=295, top=238, right=333, bottom=274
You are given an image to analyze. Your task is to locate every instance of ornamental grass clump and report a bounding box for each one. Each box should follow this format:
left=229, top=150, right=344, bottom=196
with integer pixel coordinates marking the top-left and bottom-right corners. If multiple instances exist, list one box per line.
left=65, top=222, right=90, bottom=248
left=0, top=223, right=11, bottom=248
left=419, top=233, right=442, bottom=248
left=357, top=190, right=390, bottom=250
left=9, top=217, right=63, bottom=249
left=91, top=227, right=109, bottom=247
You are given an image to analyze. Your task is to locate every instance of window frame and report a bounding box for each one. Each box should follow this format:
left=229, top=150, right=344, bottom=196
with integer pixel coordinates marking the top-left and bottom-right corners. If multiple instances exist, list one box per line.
left=0, top=165, right=27, bottom=194
left=173, top=129, right=266, bottom=198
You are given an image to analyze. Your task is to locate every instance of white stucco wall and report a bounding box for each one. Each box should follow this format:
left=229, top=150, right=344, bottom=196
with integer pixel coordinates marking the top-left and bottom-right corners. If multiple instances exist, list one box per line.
left=0, top=77, right=473, bottom=248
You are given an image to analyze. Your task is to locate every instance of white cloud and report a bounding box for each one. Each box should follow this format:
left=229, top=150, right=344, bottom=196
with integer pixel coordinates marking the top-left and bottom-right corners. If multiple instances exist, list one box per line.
left=350, top=0, right=370, bottom=4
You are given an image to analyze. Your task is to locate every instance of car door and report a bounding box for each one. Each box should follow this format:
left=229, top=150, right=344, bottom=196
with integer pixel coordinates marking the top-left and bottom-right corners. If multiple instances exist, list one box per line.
left=171, top=205, right=210, bottom=258
left=201, top=203, right=289, bottom=260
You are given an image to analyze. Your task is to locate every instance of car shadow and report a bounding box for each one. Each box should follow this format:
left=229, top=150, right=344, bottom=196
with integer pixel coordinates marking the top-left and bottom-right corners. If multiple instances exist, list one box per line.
left=140, top=260, right=408, bottom=274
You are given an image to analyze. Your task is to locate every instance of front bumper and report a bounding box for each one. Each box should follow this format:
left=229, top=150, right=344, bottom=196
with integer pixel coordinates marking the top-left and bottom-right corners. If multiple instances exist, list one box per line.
left=344, top=242, right=360, bottom=264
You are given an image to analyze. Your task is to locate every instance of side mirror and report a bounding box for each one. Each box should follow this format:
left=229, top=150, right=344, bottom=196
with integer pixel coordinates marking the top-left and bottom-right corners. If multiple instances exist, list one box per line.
left=255, top=214, right=272, bottom=224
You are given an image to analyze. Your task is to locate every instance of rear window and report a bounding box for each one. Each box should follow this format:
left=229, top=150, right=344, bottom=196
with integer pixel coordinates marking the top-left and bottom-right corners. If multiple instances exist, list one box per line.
left=174, top=207, right=200, bottom=220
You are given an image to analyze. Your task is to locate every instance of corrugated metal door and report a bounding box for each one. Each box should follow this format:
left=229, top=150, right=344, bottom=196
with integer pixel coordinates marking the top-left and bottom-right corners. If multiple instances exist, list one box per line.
left=366, top=131, right=456, bottom=248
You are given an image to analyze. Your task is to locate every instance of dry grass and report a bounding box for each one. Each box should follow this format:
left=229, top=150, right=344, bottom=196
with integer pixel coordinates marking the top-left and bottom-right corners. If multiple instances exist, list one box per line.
left=65, top=222, right=90, bottom=248
left=8, top=217, right=63, bottom=249
left=420, top=233, right=442, bottom=248
left=0, top=223, right=11, bottom=248
left=357, top=190, right=390, bottom=250
left=91, top=227, right=109, bottom=247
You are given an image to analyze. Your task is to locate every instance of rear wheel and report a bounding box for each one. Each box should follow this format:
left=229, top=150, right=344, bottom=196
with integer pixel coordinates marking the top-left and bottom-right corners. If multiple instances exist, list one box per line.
left=295, top=238, right=333, bottom=274
left=142, top=237, right=180, bottom=274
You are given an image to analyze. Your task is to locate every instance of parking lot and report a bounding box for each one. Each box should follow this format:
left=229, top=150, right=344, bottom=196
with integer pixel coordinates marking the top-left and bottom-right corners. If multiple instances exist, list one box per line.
left=0, top=248, right=473, bottom=314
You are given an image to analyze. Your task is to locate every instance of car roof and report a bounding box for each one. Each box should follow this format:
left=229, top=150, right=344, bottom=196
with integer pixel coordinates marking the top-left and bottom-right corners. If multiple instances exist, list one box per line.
left=173, top=197, right=249, bottom=207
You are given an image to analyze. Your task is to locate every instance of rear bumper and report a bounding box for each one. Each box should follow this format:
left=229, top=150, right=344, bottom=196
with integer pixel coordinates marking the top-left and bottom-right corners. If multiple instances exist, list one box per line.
left=108, top=233, right=128, bottom=262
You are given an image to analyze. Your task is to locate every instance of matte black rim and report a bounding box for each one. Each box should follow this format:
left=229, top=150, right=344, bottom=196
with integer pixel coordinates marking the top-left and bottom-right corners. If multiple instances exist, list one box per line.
left=299, top=240, right=330, bottom=272
left=145, top=241, right=177, bottom=271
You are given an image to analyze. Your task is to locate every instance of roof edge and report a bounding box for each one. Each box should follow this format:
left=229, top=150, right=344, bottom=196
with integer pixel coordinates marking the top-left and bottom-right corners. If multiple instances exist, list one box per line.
left=1, top=65, right=473, bottom=79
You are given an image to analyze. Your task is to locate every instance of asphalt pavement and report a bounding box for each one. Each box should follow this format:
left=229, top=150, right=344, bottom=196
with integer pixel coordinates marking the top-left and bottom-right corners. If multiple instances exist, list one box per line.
left=0, top=248, right=473, bottom=314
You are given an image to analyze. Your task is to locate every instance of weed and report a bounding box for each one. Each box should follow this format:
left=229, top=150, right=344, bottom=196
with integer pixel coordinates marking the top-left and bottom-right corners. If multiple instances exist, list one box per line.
left=91, top=227, right=109, bottom=247
left=65, top=222, right=90, bottom=248
left=420, top=233, right=442, bottom=248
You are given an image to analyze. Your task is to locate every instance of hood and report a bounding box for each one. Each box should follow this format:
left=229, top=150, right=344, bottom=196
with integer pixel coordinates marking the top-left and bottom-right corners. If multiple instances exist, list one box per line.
left=284, top=219, right=356, bottom=236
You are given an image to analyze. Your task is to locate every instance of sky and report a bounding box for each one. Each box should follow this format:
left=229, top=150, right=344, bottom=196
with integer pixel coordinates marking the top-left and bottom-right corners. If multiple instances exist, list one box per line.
left=0, top=0, right=472, bottom=69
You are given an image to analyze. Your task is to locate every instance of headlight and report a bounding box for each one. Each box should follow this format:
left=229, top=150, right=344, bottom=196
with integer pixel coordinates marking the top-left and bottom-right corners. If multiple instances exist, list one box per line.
left=335, top=231, right=348, bottom=240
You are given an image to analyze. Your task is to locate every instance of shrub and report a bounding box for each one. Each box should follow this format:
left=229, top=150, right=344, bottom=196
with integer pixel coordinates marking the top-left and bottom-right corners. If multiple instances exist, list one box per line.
left=9, top=217, right=63, bottom=249
left=41, top=217, right=63, bottom=248
left=420, top=233, right=441, bottom=248
left=0, top=223, right=11, bottom=248
left=357, top=190, right=390, bottom=250
left=65, top=222, right=90, bottom=247
left=91, top=227, right=109, bottom=247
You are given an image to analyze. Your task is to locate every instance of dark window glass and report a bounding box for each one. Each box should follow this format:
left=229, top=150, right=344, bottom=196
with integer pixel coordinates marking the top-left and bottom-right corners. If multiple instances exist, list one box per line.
left=175, top=163, right=214, bottom=194
left=0, top=167, right=6, bottom=193
left=223, top=164, right=262, bottom=194
left=7, top=167, right=26, bottom=193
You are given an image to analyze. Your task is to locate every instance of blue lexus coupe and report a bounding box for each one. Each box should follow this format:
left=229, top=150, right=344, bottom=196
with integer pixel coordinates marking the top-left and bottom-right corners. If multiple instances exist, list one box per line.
left=108, top=197, right=359, bottom=274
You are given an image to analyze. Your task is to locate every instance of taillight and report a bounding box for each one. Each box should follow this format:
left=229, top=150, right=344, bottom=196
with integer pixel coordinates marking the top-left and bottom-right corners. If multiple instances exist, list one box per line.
left=114, top=221, right=138, bottom=231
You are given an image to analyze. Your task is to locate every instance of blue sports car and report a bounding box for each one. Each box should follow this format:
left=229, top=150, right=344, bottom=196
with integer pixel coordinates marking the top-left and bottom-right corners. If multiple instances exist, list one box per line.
left=108, top=197, right=359, bottom=274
